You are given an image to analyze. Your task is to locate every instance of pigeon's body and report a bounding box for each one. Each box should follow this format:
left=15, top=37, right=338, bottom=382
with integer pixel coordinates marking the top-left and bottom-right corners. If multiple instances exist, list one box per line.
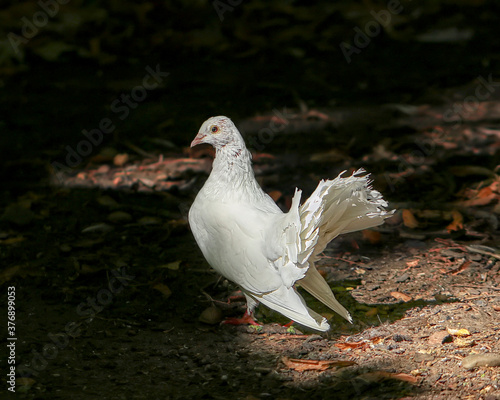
left=189, top=116, right=392, bottom=331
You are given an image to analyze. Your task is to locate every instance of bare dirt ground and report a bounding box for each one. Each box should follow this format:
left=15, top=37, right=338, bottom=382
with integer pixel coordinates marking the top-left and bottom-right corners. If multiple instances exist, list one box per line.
left=2, top=111, right=499, bottom=398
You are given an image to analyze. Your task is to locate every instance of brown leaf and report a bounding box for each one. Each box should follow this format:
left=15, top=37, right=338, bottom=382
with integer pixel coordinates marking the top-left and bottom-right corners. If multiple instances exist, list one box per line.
left=153, top=283, right=172, bottom=298
left=493, top=305, right=500, bottom=311
left=446, top=210, right=464, bottom=232
left=391, top=291, right=413, bottom=302
left=335, top=341, right=370, bottom=350
left=447, top=260, right=471, bottom=275
left=362, top=229, right=381, bottom=244
left=282, top=357, right=356, bottom=372
left=406, top=260, right=419, bottom=268
left=460, top=185, right=498, bottom=207
left=113, top=153, right=129, bottom=166
left=359, top=371, right=419, bottom=384
left=402, top=209, right=419, bottom=228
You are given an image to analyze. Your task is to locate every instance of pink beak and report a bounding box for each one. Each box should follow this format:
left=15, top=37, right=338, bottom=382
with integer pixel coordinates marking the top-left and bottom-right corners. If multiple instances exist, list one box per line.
left=190, top=132, right=207, bottom=147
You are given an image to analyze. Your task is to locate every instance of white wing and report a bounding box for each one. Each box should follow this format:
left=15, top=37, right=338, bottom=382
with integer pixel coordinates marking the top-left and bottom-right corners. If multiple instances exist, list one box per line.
left=189, top=195, right=283, bottom=294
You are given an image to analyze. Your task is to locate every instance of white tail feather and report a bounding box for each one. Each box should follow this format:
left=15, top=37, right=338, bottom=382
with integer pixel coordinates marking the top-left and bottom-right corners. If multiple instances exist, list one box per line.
left=294, top=169, right=393, bottom=321
left=251, top=286, right=330, bottom=331
left=298, top=264, right=352, bottom=323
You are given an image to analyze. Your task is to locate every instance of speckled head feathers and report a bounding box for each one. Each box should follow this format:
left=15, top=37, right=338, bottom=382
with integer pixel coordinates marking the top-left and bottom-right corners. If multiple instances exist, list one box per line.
left=191, top=116, right=244, bottom=150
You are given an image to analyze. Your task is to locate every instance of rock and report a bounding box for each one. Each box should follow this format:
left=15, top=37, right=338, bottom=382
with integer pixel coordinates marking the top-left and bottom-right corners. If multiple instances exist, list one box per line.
left=428, top=331, right=453, bottom=345
left=455, top=338, right=475, bottom=348
left=395, top=273, right=410, bottom=283
left=414, top=352, right=435, bottom=362
left=198, top=306, right=223, bottom=325
left=305, top=334, right=323, bottom=343
left=393, top=334, right=411, bottom=342
left=461, top=353, right=500, bottom=369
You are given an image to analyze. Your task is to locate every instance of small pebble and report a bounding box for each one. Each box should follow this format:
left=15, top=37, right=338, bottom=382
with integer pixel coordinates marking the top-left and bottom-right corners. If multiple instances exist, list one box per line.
left=393, top=334, right=411, bottom=342
left=305, top=334, right=323, bottom=343
left=198, top=306, right=222, bottom=325
left=395, top=273, right=410, bottom=283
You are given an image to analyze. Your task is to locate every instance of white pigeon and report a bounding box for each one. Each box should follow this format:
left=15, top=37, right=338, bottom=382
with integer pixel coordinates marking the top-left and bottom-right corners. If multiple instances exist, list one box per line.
left=188, top=116, right=392, bottom=331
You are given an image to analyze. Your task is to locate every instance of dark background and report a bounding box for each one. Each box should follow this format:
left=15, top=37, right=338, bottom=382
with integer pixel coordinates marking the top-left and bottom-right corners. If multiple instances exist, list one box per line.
left=1, top=1, right=500, bottom=399
left=1, top=0, right=499, bottom=174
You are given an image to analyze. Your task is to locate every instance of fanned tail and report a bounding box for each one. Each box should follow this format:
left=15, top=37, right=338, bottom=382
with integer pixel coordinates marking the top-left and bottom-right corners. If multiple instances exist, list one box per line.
left=300, top=168, right=393, bottom=261
left=297, top=169, right=393, bottom=321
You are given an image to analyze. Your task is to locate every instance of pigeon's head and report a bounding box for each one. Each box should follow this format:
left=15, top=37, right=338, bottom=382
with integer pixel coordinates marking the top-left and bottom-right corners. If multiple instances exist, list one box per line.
left=191, top=116, right=243, bottom=150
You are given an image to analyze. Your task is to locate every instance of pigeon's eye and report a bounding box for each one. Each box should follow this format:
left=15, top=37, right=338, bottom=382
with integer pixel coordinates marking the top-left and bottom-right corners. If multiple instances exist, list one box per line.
left=211, top=125, right=219, bottom=133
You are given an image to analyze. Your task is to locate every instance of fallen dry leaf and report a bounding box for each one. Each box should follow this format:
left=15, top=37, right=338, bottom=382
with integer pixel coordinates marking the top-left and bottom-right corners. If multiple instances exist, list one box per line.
left=358, top=371, right=419, bottom=384
left=391, top=291, right=413, bottom=302
left=113, top=153, right=129, bottom=166
left=460, top=185, right=498, bottom=207
left=362, top=229, right=382, bottom=244
left=406, top=259, right=419, bottom=268
left=447, top=261, right=471, bottom=275
left=447, top=328, right=471, bottom=337
left=335, top=341, right=370, bottom=350
left=153, top=283, right=172, bottom=298
left=402, top=209, right=419, bottom=228
left=446, top=210, right=464, bottom=232
left=282, top=357, right=356, bottom=372
left=159, top=260, right=181, bottom=270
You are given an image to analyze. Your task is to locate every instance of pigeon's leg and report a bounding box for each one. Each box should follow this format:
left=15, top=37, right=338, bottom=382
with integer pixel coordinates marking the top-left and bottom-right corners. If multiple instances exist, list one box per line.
left=221, top=293, right=261, bottom=326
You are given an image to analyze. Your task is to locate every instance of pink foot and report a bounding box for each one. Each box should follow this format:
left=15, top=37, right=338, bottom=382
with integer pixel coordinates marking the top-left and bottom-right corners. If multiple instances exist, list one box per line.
left=221, top=311, right=260, bottom=326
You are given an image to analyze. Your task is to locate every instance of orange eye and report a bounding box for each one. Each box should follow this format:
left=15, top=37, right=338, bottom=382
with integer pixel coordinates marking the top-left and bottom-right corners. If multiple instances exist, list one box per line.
left=211, top=126, right=219, bottom=133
